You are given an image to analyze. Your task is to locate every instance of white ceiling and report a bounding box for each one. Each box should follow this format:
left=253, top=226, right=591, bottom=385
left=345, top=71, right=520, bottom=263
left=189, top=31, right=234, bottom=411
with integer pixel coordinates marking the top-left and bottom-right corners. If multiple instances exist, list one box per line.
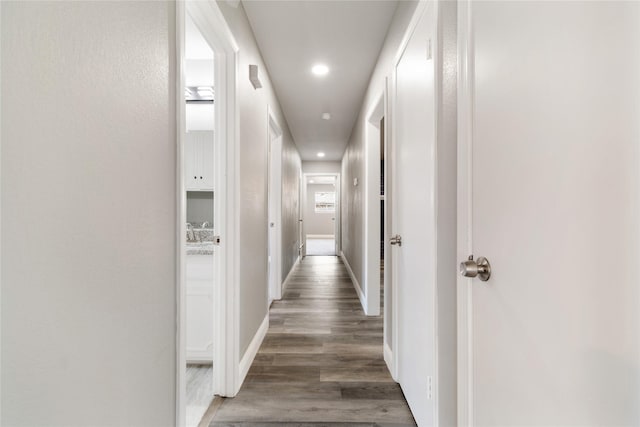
left=242, top=0, right=398, bottom=161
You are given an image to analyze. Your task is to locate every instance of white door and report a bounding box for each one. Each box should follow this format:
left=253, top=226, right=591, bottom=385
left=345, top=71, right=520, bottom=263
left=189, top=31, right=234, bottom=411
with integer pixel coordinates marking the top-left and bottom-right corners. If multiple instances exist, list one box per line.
left=459, top=2, right=640, bottom=425
left=391, top=3, right=437, bottom=426
left=268, top=121, right=282, bottom=302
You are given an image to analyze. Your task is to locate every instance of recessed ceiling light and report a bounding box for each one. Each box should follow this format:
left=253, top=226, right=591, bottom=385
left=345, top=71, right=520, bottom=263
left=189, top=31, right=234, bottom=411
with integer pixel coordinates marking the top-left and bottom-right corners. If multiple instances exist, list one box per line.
left=311, top=64, right=329, bottom=76
left=309, top=180, right=315, bottom=183
left=317, top=152, right=325, bottom=158
left=322, top=113, right=331, bottom=120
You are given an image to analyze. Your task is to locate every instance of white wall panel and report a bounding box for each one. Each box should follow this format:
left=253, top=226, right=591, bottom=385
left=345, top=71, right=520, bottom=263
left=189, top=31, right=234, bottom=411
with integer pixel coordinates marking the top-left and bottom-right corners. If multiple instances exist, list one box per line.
left=1, top=2, right=177, bottom=425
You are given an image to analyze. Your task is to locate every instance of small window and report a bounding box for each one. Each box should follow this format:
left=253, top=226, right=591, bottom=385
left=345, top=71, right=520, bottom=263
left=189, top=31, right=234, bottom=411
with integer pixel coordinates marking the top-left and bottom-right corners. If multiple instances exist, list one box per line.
left=315, top=192, right=335, bottom=213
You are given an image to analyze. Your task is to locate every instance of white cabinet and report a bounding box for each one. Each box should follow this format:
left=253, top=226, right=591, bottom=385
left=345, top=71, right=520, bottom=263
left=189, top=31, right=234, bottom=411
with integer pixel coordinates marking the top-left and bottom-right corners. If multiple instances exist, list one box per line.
left=186, top=255, right=213, bottom=362
left=185, top=131, right=214, bottom=191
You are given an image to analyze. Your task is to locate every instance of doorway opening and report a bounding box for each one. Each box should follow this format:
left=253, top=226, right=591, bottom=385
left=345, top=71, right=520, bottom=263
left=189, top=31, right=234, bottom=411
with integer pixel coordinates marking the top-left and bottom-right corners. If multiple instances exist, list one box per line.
left=379, top=118, right=385, bottom=314
left=362, top=92, right=384, bottom=318
left=268, top=109, right=283, bottom=304
left=365, top=90, right=395, bottom=375
left=302, top=173, right=340, bottom=256
left=379, top=113, right=393, bottom=376
left=183, top=12, right=215, bottom=427
left=177, top=1, right=240, bottom=426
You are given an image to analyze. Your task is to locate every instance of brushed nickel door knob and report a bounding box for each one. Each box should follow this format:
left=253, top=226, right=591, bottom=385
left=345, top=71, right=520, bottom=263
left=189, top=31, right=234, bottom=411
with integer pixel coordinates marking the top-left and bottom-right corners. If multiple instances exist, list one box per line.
left=460, top=255, right=491, bottom=281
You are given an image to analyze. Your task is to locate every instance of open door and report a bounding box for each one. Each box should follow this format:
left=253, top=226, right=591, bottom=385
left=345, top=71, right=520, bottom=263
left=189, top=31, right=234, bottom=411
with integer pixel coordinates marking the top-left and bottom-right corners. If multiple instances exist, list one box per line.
left=268, top=111, right=283, bottom=303
left=458, top=1, right=640, bottom=425
left=390, top=3, right=438, bottom=425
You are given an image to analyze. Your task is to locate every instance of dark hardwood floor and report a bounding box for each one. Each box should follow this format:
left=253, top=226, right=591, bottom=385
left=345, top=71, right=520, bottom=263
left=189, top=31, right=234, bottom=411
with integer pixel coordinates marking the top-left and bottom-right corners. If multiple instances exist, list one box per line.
left=210, top=256, right=416, bottom=427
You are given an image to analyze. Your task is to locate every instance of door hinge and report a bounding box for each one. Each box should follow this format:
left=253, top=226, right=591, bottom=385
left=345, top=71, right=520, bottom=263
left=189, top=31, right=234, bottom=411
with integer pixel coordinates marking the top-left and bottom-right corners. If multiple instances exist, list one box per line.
left=427, top=376, right=433, bottom=400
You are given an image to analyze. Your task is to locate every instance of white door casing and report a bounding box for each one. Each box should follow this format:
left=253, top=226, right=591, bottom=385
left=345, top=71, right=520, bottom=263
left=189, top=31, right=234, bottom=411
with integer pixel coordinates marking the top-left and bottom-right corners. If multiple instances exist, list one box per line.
left=458, top=1, right=640, bottom=425
left=391, top=2, right=437, bottom=425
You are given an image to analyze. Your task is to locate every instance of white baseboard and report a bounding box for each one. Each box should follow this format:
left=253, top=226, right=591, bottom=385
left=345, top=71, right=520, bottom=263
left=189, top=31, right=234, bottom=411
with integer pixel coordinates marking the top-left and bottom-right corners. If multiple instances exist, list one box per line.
left=340, top=251, right=367, bottom=313
left=281, top=255, right=300, bottom=293
left=306, top=234, right=334, bottom=239
left=238, top=313, right=268, bottom=386
left=384, top=342, right=396, bottom=381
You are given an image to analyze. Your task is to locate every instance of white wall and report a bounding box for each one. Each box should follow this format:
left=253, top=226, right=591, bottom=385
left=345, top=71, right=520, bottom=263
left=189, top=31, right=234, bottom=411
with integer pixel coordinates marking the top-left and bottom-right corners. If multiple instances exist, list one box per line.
left=1, top=2, right=177, bottom=425
left=305, top=184, right=336, bottom=236
left=216, top=1, right=301, bottom=357
left=281, top=135, right=301, bottom=282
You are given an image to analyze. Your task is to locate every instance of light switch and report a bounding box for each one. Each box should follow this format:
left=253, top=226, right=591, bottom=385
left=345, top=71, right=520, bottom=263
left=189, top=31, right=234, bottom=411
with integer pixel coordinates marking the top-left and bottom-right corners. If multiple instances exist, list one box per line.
left=353, top=178, right=358, bottom=186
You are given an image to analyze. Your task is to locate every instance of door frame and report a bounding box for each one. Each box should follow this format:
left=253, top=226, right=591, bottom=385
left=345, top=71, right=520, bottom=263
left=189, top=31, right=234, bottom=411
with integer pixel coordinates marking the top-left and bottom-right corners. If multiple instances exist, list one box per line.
left=368, top=85, right=398, bottom=379
left=301, top=172, right=341, bottom=256
left=176, top=2, right=240, bottom=426
left=456, top=0, right=473, bottom=424
left=363, top=92, right=385, bottom=317
left=267, top=107, right=283, bottom=303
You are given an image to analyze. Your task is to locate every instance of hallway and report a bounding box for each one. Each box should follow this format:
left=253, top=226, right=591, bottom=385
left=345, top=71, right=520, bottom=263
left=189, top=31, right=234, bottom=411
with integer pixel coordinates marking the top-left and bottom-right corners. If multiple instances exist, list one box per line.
left=210, top=256, right=415, bottom=426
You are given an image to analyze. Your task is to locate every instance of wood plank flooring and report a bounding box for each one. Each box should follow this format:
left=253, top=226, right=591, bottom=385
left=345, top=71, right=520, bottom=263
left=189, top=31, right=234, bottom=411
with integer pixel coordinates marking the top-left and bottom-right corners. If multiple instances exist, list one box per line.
left=210, top=256, right=415, bottom=427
